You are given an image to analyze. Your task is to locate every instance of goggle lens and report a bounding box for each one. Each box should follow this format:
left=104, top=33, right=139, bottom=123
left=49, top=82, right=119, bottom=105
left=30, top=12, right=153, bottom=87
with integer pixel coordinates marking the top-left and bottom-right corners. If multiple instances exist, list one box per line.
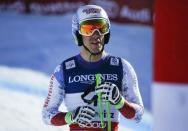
left=79, top=19, right=109, bottom=36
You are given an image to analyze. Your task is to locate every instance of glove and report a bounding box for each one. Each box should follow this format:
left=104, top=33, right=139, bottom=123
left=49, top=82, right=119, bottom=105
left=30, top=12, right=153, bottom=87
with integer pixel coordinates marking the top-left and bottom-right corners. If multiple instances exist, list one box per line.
left=95, top=82, right=125, bottom=109
left=65, top=106, right=95, bottom=127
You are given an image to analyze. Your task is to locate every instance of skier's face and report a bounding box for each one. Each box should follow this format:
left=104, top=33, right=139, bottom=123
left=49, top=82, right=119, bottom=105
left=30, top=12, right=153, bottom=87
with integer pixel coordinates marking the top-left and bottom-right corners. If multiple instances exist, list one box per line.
left=82, top=30, right=105, bottom=54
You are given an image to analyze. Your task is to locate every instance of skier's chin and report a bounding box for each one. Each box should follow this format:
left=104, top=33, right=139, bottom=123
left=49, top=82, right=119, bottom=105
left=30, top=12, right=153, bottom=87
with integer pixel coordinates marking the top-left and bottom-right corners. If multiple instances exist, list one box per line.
left=90, top=48, right=103, bottom=55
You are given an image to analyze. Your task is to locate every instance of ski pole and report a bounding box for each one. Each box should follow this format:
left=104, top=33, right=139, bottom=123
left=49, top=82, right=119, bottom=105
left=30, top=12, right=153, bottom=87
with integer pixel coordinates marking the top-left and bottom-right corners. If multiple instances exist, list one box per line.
left=106, top=101, right=111, bottom=131
left=95, top=74, right=105, bottom=128
left=96, top=74, right=111, bottom=131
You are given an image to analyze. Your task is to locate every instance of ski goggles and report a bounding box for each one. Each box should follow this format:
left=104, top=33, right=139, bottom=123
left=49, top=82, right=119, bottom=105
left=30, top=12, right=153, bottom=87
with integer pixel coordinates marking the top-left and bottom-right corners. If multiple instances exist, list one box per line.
left=79, top=18, right=110, bottom=36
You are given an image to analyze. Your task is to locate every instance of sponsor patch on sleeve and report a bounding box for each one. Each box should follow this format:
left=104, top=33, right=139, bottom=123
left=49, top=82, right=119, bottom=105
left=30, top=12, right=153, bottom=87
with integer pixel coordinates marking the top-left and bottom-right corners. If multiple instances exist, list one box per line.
left=65, top=60, right=76, bottom=69
left=110, top=57, right=119, bottom=66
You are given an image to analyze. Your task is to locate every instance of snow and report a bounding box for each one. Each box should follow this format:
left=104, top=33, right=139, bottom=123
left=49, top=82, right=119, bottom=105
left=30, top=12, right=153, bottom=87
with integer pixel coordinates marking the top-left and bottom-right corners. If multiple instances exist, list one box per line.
left=0, top=11, right=153, bottom=130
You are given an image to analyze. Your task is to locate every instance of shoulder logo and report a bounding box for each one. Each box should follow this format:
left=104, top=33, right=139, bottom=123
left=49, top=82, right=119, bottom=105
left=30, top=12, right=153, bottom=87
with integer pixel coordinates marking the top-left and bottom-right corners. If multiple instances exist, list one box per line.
left=110, top=57, right=119, bottom=66
left=65, top=60, right=76, bottom=69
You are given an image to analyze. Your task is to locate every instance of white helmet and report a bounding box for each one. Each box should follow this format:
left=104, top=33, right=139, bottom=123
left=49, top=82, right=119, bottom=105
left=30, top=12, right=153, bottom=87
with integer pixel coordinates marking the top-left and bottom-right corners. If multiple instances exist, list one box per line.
left=72, top=5, right=111, bottom=46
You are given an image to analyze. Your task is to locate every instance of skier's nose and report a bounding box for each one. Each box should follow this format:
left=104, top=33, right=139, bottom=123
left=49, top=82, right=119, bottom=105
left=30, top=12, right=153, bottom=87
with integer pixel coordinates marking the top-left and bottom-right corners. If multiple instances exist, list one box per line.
left=92, top=30, right=101, bottom=36
left=91, top=30, right=101, bottom=40
left=91, top=34, right=101, bottom=42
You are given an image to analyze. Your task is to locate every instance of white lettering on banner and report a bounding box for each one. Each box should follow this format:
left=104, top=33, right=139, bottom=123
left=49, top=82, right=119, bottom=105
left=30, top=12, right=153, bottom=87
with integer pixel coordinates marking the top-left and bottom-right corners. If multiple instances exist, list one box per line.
left=68, top=74, right=118, bottom=83
left=120, top=6, right=151, bottom=22
left=90, top=0, right=119, bottom=18
left=0, top=1, right=24, bottom=11
left=29, top=2, right=84, bottom=14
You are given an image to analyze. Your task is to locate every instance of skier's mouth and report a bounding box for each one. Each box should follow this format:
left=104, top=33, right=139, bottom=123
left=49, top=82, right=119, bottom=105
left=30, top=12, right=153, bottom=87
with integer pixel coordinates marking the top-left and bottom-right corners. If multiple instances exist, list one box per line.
left=91, top=42, right=101, bottom=48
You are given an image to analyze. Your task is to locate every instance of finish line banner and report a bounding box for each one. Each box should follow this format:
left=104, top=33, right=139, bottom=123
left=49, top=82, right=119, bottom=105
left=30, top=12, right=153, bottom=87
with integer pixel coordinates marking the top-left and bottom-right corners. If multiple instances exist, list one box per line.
left=0, top=0, right=153, bottom=25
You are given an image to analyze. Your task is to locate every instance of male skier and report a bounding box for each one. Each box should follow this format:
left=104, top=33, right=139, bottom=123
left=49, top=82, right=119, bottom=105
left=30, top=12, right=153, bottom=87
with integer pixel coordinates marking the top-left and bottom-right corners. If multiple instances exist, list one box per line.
left=42, top=4, right=144, bottom=131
